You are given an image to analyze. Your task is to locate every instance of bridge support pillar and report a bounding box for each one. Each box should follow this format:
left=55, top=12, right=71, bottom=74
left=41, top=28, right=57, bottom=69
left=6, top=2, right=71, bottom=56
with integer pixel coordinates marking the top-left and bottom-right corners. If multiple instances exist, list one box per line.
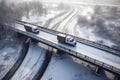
left=31, top=38, right=39, bottom=44
left=17, top=33, right=24, bottom=38
left=95, top=67, right=102, bottom=75
left=114, top=75, right=120, bottom=80
left=57, top=49, right=64, bottom=56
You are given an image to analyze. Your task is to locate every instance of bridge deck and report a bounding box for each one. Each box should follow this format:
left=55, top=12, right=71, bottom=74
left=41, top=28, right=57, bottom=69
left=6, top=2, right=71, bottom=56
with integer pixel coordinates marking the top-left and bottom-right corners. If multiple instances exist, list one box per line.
left=12, top=23, right=120, bottom=75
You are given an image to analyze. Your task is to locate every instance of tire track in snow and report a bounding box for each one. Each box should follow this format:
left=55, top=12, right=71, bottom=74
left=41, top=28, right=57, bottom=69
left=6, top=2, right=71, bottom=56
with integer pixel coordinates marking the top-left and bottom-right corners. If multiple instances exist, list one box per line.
left=50, top=10, right=74, bottom=30
left=52, top=9, right=79, bottom=34
left=52, top=10, right=74, bottom=30
left=44, top=11, right=67, bottom=28
left=2, top=38, right=30, bottom=80
left=51, top=9, right=79, bottom=36
left=11, top=42, right=46, bottom=80
left=63, top=10, right=79, bottom=34
left=33, top=46, right=53, bottom=80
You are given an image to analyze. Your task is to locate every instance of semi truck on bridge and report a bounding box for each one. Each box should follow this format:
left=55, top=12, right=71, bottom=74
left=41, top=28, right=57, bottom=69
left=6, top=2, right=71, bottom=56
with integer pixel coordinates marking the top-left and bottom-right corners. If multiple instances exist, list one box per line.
left=24, top=24, right=39, bottom=34
left=57, top=33, right=76, bottom=47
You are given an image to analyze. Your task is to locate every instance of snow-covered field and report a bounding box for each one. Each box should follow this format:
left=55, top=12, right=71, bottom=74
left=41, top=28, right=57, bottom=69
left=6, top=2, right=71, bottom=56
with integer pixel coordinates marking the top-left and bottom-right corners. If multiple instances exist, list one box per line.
left=0, top=38, right=24, bottom=79
left=74, top=5, right=119, bottom=47
left=75, top=25, right=115, bottom=47
left=41, top=54, right=109, bottom=80
left=22, top=9, right=65, bottom=26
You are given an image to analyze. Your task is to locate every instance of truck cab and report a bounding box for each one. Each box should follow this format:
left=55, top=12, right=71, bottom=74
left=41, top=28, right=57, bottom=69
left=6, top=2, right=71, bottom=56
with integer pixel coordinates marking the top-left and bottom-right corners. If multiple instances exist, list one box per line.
left=65, top=36, right=76, bottom=46
left=57, top=33, right=76, bottom=47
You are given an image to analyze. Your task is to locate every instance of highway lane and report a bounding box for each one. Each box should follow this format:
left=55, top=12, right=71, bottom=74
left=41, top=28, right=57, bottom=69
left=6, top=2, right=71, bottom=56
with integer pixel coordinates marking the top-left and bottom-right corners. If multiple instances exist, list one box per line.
left=56, top=9, right=78, bottom=31
left=47, top=8, right=78, bottom=37
left=14, top=23, right=120, bottom=74
left=44, top=11, right=67, bottom=27
left=62, top=10, right=79, bottom=35
left=52, top=10, right=74, bottom=30
left=11, top=43, right=46, bottom=80
left=48, top=10, right=73, bottom=29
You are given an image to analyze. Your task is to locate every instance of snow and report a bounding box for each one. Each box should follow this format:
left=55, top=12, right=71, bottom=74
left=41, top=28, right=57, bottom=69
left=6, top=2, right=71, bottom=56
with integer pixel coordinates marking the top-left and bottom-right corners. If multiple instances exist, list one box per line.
left=75, top=25, right=115, bottom=47
left=0, top=38, right=24, bottom=79
left=42, top=8, right=115, bottom=47
left=56, top=9, right=78, bottom=31
left=22, top=15, right=46, bottom=26
left=11, top=42, right=46, bottom=80
left=22, top=9, right=65, bottom=26
left=48, top=10, right=72, bottom=29
left=63, top=10, right=78, bottom=35
left=47, top=9, right=116, bottom=47
left=41, top=54, right=108, bottom=80
left=14, top=7, right=118, bottom=79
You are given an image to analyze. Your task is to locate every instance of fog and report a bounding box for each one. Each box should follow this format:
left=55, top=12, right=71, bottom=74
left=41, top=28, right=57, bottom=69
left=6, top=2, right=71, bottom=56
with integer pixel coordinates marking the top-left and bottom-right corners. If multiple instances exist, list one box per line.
left=6, top=0, right=120, bottom=5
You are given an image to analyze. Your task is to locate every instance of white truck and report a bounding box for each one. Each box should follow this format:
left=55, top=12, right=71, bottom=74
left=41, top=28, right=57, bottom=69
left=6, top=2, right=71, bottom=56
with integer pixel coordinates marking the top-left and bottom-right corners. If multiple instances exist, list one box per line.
left=24, top=24, right=39, bottom=34
left=57, top=33, right=76, bottom=47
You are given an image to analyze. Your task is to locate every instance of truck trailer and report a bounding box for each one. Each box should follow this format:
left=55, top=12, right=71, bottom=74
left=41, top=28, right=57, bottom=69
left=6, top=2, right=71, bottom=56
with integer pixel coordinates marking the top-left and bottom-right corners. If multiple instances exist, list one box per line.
left=24, top=24, right=39, bottom=34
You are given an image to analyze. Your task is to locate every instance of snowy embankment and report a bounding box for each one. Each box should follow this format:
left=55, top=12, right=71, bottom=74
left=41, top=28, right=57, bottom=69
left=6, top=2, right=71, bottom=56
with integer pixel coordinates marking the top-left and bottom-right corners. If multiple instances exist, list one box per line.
left=22, top=9, right=65, bottom=26
left=47, top=10, right=73, bottom=29
left=73, top=5, right=117, bottom=47
left=0, top=38, right=24, bottom=79
left=41, top=54, right=108, bottom=80
left=11, top=42, right=46, bottom=80
left=75, top=25, right=115, bottom=47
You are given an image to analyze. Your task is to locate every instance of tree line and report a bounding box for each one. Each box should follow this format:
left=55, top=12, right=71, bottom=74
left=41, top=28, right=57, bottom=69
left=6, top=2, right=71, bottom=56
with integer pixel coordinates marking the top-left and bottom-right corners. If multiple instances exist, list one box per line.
left=0, top=0, right=45, bottom=48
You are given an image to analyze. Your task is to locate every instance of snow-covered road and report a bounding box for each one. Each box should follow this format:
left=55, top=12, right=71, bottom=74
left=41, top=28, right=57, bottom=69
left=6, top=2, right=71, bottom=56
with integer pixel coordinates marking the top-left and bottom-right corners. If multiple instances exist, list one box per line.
left=48, top=9, right=70, bottom=29
left=48, top=9, right=74, bottom=30
left=11, top=43, right=46, bottom=80
left=55, top=9, right=78, bottom=31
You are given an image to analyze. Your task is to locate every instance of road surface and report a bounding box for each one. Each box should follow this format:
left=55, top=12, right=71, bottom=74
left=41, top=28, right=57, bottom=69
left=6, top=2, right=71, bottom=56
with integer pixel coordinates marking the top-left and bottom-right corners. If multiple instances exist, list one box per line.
left=11, top=42, right=46, bottom=80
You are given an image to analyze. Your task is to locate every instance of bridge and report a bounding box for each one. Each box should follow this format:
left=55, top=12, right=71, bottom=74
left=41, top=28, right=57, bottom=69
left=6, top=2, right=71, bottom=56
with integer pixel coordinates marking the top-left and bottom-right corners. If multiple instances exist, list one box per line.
left=9, top=20, right=120, bottom=76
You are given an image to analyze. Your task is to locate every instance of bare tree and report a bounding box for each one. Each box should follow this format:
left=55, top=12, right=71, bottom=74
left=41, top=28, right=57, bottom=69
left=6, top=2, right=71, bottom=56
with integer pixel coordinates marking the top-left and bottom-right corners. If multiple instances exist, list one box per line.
left=58, top=3, right=70, bottom=10
left=30, top=1, right=43, bottom=16
left=0, top=0, right=17, bottom=48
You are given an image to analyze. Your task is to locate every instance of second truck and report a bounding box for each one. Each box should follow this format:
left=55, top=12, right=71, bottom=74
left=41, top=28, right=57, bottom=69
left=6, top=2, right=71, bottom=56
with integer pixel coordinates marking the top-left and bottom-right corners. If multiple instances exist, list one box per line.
left=57, top=33, right=77, bottom=47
